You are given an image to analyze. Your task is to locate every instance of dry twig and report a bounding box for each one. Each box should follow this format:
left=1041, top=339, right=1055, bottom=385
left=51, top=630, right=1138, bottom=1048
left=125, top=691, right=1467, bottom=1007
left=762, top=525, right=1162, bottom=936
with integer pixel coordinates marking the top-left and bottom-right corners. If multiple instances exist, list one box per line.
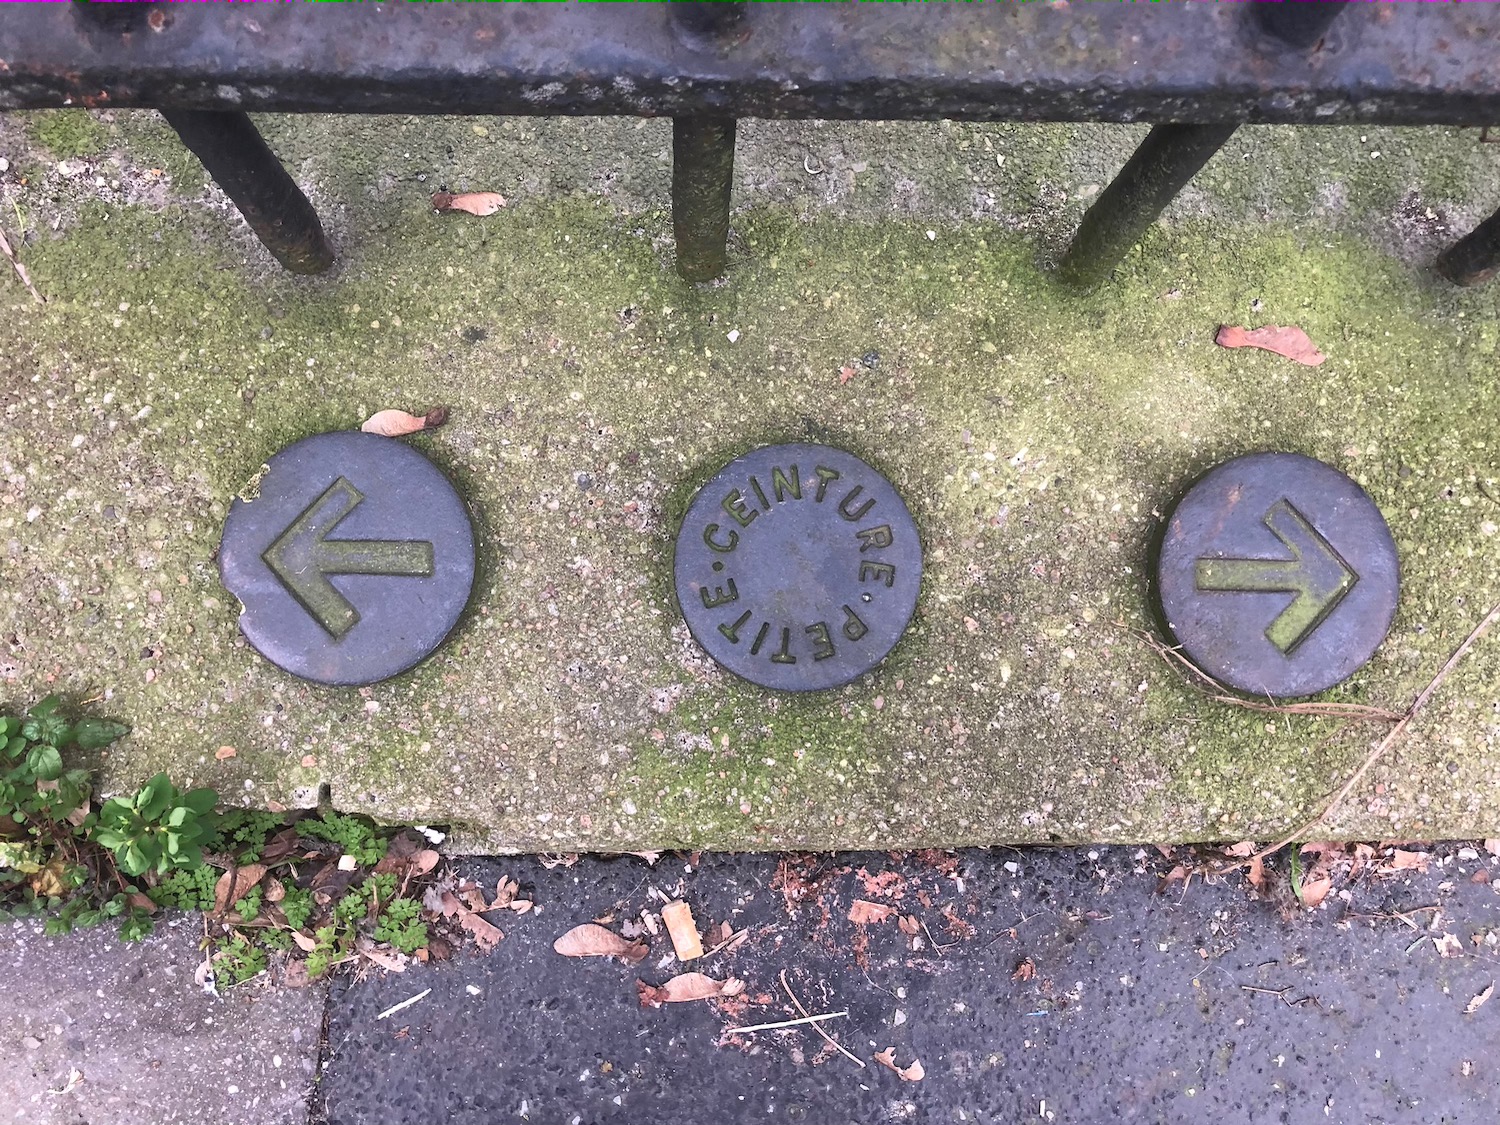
left=0, top=225, right=44, bottom=304
left=727, top=1011, right=847, bottom=1035
left=1241, top=985, right=1311, bottom=1008
left=1234, top=600, right=1500, bottom=868
left=1127, top=624, right=1401, bottom=723
left=780, top=969, right=864, bottom=1068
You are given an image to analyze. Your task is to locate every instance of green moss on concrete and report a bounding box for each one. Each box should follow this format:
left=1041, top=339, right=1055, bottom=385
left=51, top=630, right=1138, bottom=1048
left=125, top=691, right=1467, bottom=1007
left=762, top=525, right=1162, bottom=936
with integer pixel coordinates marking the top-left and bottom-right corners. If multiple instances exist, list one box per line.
left=0, top=116, right=1498, bottom=850
left=25, top=111, right=109, bottom=159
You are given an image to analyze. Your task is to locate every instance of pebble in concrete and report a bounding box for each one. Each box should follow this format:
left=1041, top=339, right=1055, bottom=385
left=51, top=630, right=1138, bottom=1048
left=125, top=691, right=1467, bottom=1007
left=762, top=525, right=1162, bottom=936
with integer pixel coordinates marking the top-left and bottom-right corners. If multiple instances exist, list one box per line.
left=0, top=917, right=325, bottom=1125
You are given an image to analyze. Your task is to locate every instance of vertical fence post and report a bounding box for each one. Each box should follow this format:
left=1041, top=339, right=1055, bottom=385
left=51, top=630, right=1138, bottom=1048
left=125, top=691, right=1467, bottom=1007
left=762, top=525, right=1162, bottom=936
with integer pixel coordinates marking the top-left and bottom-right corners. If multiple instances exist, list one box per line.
left=669, top=1, right=744, bottom=282
left=672, top=117, right=737, bottom=283
left=1056, top=125, right=1238, bottom=289
left=74, top=0, right=334, bottom=275
left=1436, top=207, right=1500, bottom=287
left=1058, top=1, right=1352, bottom=289
left=160, top=110, right=335, bottom=275
left=1253, top=0, right=1350, bottom=49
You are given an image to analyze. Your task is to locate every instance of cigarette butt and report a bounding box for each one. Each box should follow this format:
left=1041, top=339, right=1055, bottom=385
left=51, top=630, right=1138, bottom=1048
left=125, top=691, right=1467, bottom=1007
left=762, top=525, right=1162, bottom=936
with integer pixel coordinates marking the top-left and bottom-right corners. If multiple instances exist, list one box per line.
left=661, top=900, right=704, bottom=961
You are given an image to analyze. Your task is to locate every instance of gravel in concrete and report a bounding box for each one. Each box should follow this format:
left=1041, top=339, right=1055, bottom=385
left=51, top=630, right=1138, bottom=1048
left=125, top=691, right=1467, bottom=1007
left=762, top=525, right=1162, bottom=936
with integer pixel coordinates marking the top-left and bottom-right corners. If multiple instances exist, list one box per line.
left=0, top=916, right=326, bottom=1125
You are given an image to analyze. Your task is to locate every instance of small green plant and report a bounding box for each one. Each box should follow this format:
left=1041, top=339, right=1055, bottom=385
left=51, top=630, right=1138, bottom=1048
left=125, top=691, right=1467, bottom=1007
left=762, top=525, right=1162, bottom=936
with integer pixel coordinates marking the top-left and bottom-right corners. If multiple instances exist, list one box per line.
left=213, top=932, right=269, bottom=984
left=279, top=884, right=314, bottom=931
left=298, top=809, right=388, bottom=866
left=232, top=884, right=263, bottom=923
left=5, top=696, right=456, bottom=981
left=374, top=897, right=429, bottom=955
left=92, top=773, right=218, bottom=877
left=211, top=808, right=285, bottom=864
left=149, top=864, right=220, bottom=913
left=1, top=697, right=143, bottom=937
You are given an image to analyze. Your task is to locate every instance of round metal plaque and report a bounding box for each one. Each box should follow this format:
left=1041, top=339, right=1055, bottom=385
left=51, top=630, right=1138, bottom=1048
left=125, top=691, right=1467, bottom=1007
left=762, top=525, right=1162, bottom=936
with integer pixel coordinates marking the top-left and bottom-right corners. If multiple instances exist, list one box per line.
left=1156, top=452, right=1399, bottom=698
left=674, top=443, right=922, bottom=691
left=219, top=431, right=475, bottom=686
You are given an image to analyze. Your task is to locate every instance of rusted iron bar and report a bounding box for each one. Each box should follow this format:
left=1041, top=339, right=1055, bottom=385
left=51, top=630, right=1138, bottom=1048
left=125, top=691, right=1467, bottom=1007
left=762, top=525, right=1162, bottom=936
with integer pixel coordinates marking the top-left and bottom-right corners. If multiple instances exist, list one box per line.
left=1436, top=207, right=1500, bottom=288
left=159, top=110, right=334, bottom=275
left=672, top=116, right=736, bottom=282
left=668, top=2, right=744, bottom=282
left=4, top=3, right=1498, bottom=124
left=1253, top=0, right=1350, bottom=50
left=1056, top=124, right=1238, bottom=289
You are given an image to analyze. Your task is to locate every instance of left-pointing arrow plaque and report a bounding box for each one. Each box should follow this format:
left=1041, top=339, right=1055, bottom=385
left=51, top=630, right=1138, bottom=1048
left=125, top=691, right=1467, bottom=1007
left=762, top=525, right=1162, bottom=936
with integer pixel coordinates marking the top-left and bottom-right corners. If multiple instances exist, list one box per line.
left=219, top=432, right=475, bottom=686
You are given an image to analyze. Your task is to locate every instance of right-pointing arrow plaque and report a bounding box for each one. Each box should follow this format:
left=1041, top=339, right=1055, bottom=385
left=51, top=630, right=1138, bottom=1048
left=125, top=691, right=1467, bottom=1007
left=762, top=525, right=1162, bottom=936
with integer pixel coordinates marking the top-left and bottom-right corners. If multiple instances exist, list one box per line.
left=1156, top=453, right=1399, bottom=698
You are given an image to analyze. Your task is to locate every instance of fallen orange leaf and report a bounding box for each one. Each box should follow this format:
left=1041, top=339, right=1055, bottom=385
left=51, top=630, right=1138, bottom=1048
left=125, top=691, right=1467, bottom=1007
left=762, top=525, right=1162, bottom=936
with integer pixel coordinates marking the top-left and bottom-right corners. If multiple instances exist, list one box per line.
left=1215, top=324, right=1327, bottom=367
left=1299, top=875, right=1333, bottom=908
left=361, top=406, right=449, bottom=437
left=431, top=191, right=507, bottom=216
left=848, top=899, right=896, bottom=925
left=873, top=1047, right=925, bottom=1081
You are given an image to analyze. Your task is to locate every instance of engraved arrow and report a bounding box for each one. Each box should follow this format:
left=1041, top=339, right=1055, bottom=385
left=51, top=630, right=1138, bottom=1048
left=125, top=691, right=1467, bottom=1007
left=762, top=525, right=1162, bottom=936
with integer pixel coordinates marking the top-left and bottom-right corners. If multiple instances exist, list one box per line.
left=1194, top=498, right=1358, bottom=655
left=262, top=477, right=434, bottom=639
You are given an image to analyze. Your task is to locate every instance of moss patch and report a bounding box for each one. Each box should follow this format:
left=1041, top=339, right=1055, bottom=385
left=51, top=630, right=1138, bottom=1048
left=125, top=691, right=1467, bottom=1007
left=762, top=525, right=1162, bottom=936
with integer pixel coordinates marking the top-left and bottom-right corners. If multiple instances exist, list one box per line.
left=25, top=111, right=110, bottom=159
left=0, top=116, right=1497, bottom=851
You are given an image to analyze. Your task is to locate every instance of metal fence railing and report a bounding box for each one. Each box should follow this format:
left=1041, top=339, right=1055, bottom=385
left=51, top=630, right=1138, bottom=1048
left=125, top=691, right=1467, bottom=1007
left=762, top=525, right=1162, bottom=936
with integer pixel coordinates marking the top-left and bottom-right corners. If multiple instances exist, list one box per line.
left=3, top=1, right=1497, bottom=288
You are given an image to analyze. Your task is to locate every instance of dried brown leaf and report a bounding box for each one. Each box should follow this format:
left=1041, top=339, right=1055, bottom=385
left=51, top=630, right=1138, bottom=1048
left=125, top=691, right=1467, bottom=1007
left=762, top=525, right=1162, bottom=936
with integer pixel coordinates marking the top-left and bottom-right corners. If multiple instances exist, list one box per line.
left=838, top=365, right=857, bottom=386
left=263, top=875, right=286, bottom=903
left=431, top=190, right=507, bottom=216
left=1222, top=841, right=1256, bottom=858
left=1435, top=932, right=1464, bottom=958
left=1246, top=854, right=1266, bottom=891
left=897, top=914, right=921, bottom=936
left=291, top=930, right=319, bottom=953
left=492, top=876, right=519, bottom=908
left=636, top=980, right=669, bottom=1007
left=460, top=910, right=504, bottom=952
left=1298, top=875, right=1333, bottom=909
left=873, top=1047, right=925, bottom=1082
left=260, top=826, right=304, bottom=865
left=637, top=971, right=727, bottom=1007
left=214, top=745, right=237, bottom=760
left=1298, top=840, right=1345, bottom=855
left=409, top=849, right=441, bottom=877
left=1012, top=957, right=1036, bottom=982
left=848, top=899, right=897, bottom=926
left=553, top=923, right=648, bottom=964
left=458, top=881, right=491, bottom=913
left=1156, top=865, right=1189, bottom=893
left=1486, top=839, right=1500, bottom=857
left=1384, top=849, right=1430, bottom=873
left=1215, top=324, right=1327, bottom=367
left=1350, top=843, right=1375, bottom=879
left=357, top=937, right=407, bottom=973
left=361, top=409, right=430, bottom=438
left=212, top=863, right=267, bottom=917
left=1466, top=982, right=1494, bottom=1014
left=705, top=927, right=748, bottom=958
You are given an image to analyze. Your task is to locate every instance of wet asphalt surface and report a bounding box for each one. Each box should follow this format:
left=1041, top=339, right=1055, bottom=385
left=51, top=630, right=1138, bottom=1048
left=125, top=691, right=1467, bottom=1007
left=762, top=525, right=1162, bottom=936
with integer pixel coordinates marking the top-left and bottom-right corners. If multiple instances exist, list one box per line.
left=319, top=844, right=1500, bottom=1125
